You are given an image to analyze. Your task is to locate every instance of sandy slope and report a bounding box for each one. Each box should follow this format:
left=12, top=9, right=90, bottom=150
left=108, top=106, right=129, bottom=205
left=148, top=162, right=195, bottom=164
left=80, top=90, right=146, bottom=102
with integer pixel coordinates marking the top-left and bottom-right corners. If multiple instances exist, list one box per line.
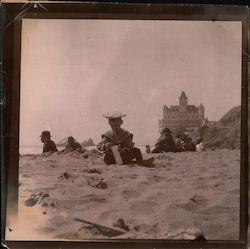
left=7, top=149, right=240, bottom=241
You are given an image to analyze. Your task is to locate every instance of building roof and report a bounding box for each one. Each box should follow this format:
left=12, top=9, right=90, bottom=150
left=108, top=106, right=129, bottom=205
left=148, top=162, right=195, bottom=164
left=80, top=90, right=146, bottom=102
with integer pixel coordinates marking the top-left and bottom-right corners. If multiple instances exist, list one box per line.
left=170, top=105, right=179, bottom=111
left=187, top=105, right=198, bottom=111
left=165, top=105, right=199, bottom=112
left=163, top=92, right=203, bottom=113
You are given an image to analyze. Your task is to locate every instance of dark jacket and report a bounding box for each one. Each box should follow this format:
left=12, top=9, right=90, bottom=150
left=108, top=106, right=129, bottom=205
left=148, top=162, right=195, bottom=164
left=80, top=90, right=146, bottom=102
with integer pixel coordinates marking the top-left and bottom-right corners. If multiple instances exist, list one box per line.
left=65, top=141, right=82, bottom=152
left=43, top=140, right=58, bottom=153
left=155, top=133, right=176, bottom=152
left=97, top=129, right=134, bottom=153
left=184, top=141, right=196, bottom=151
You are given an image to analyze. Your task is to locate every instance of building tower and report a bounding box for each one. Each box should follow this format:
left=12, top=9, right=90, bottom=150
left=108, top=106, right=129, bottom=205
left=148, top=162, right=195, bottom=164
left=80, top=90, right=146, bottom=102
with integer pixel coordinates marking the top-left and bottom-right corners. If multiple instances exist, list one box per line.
left=179, top=91, right=188, bottom=112
left=198, top=104, right=205, bottom=119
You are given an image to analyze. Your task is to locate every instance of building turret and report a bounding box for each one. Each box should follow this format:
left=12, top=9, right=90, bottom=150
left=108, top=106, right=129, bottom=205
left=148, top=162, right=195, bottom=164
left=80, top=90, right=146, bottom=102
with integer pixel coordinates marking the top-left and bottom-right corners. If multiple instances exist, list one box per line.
left=179, top=91, right=188, bottom=112
left=198, top=104, right=205, bottom=119
left=163, top=105, right=168, bottom=119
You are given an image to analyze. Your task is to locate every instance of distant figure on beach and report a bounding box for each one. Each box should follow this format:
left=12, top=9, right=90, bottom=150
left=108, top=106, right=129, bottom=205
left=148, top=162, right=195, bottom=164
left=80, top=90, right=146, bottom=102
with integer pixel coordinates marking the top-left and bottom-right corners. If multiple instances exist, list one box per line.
left=152, top=127, right=176, bottom=153
left=97, top=112, right=154, bottom=167
left=195, top=137, right=206, bottom=152
left=145, top=145, right=151, bottom=153
left=175, top=134, right=185, bottom=152
left=183, top=137, right=196, bottom=152
left=65, top=136, right=83, bottom=152
left=40, top=130, right=58, bottom=153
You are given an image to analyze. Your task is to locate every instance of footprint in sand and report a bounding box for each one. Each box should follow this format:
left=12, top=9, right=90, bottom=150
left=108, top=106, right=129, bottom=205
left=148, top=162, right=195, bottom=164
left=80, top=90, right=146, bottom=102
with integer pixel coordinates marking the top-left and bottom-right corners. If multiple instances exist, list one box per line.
left=146, top=175, right=166, bottom=182
left=122, top=189, right=141, bottom=199
left=130, top=200, right=159, bottom=214
left=176, top=194, right=208, bottom=212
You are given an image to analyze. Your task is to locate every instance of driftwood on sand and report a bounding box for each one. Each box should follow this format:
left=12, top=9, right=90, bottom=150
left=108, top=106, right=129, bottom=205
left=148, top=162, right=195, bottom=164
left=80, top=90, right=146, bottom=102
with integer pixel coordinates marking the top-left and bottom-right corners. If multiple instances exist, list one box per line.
left=74, top=218, right=126, bottom=237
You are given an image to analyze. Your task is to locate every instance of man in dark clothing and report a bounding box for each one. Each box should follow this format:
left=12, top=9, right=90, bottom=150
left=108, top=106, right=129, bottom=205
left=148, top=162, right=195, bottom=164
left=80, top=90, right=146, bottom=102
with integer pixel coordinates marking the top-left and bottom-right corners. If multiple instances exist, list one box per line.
left=65, top=136, right=83, bottom=152
left=183, top=137, right=196, bottom=152
left=40, top=130, right=58, bottom=153
left=152, top=127, right=176, bottom=153
left=97, top=112, right=154, bottom=167
left=175, top=134, right=185, bottom=152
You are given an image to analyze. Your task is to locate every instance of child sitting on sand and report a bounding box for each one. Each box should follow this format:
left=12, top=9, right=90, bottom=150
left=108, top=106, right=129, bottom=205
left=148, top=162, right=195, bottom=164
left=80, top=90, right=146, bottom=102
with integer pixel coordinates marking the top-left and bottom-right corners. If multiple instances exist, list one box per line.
left=97, top=112, right=154, bottom=167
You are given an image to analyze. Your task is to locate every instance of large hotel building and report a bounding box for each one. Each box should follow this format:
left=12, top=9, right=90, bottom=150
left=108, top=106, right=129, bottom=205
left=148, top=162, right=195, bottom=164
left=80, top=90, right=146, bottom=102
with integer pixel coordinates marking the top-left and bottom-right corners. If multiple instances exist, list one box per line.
left=159, top=91, right=205, bottom=134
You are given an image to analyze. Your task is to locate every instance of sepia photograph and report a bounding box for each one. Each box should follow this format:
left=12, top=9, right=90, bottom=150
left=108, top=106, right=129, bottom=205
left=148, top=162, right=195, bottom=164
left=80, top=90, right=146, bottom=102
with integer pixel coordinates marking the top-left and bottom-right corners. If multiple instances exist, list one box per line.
left=5, top=17, right=243, bottom=241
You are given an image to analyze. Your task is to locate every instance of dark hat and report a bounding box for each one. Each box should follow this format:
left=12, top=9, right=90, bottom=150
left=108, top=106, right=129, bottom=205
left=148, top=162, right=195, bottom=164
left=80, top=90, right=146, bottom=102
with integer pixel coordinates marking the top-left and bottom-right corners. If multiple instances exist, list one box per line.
left=162, top=127, right=172, bottom=134
left=40, top=130, right=51, bottom=137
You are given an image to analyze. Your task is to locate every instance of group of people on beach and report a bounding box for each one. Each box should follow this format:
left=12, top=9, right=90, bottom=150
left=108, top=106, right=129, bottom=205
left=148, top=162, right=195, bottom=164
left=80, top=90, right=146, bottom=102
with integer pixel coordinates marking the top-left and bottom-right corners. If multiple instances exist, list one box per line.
left=149, top=127, right=205, bottom=154
left=40, top=112, right=205, bottom=167
left=40, top=131, right=84, bottom=153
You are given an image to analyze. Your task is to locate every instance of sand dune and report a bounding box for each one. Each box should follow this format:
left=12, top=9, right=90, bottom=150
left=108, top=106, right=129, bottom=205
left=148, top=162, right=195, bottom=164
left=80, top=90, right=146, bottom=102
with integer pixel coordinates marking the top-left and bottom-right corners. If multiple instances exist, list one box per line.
left=7, top=149, right=240, bottom=241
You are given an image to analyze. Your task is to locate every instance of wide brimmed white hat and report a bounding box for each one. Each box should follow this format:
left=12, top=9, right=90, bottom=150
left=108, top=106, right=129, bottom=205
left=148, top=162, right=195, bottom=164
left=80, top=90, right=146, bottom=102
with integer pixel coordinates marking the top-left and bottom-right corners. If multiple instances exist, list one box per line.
left=103, top=112, right=127, bottom=119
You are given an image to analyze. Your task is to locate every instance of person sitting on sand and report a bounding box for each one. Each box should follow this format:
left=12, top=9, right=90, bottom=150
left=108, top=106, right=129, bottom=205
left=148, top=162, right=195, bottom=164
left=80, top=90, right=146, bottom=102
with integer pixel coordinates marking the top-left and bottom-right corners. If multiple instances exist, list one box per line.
left=175, top=134, right=185, bottom=152
left=183, top=137, right=196, bottom=152
left=97, top=112, right=154, bottom=167
left=152, top=127, right=176, bottom=153
left=145, top=145, right=151, bottom=153
left=195, top=137, right=205, bottom=152
left=65, top=136, right=83, bottom=152
left=40, top=130, right=58, bottom=153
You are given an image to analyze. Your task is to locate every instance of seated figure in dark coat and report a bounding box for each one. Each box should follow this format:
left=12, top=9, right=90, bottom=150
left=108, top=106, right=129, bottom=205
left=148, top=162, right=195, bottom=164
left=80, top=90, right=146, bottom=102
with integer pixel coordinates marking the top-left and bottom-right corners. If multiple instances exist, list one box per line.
left=183, top=137, right=196, bottom=152
left=40, top=130, right=58, bottom=153
left=175, top=134, right=185, bottom=152
left=152, top=127, right=176, bottom=153
left=65, top=136, right=83, bottom=152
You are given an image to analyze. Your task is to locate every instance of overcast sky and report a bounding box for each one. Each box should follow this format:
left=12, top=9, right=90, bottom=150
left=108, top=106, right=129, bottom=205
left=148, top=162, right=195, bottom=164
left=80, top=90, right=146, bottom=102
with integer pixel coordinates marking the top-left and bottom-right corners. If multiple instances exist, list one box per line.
left=20, top=19, right=242, bottom=146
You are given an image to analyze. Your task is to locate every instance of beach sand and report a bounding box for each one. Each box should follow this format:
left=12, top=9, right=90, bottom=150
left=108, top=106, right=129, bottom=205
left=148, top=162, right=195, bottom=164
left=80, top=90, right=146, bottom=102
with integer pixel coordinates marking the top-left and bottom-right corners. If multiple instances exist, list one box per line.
left=7, top=149, right=240, bottom=241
